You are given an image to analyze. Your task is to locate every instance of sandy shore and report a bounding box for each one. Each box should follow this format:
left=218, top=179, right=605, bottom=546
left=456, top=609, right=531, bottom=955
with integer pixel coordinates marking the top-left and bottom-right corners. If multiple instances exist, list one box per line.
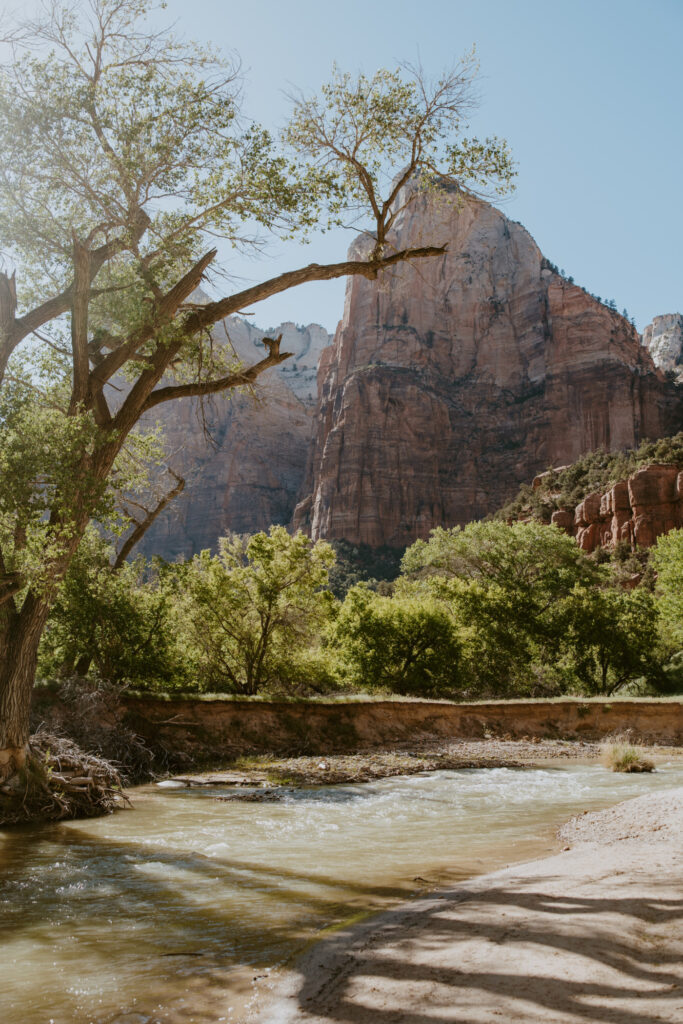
left=257, top=787, right=683, bottom=1024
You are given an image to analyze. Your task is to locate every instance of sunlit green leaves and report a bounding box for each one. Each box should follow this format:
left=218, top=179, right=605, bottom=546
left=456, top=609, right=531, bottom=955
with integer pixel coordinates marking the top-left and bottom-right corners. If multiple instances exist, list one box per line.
left=651, top=529, right=683, bottom=648
left=284, top=56, right=516, bottom=241
left=332, top=584, right=461, bottom=696
left=175, top=526, right=336, bottom=694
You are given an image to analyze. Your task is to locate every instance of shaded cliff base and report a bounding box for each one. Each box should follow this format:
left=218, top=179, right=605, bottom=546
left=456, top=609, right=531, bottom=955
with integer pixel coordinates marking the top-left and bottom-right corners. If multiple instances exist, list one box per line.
left=259, top=787, right=683, bottom=1024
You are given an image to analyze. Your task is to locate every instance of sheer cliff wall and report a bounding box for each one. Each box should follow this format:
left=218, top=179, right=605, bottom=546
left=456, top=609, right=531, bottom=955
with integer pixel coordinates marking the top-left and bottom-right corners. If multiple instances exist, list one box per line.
left=293, top=192, right=682, bottom=547
left=139, top=317, right=330, bottom=559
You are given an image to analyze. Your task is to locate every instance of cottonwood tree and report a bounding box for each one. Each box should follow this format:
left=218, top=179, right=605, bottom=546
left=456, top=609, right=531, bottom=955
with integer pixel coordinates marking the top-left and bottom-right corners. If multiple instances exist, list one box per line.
left=0, top=0, right=515, bottom=778
left=178, top=526, right=335, bottom=695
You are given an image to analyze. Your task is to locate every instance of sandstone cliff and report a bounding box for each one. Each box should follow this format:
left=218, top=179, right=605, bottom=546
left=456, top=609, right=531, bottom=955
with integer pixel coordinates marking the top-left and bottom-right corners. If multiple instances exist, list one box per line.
left=548, top=463, right=683, bottom=552
left=643, top=314, right=683, bottom=382
left=139, top=317, right=330, bottom=559
left=293, top=189, right=682, bottom=547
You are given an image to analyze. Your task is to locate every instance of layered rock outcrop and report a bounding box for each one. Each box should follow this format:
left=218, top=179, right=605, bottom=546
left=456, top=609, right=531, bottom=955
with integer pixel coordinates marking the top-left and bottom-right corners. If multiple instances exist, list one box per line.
left=549, top=463, right=683, bottom=552
left=139, top=317, right=330, bottom=559
left=643, top=314, right=683, bottom=382
left=294, top=189, right=682, bottom=547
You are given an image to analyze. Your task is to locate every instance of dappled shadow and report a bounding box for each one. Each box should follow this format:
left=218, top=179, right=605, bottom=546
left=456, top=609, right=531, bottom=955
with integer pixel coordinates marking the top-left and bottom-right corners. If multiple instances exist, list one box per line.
left=282, top=875, right=683, bottom=1024
left=0, top=822, right=414, bottom=1024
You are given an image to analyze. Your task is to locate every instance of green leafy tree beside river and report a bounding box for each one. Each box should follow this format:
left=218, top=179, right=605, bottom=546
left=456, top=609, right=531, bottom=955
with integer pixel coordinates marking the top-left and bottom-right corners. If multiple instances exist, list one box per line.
left=562, top=585, right=661, bottom=696
left=0, top=0, right=515, bottom=778
left=175, top=527, right=335, bottom=695
left=651, top=529, right=683, bottom=648
left=332, top=585, right=460, bottom=696
left=38, top=529, right=180, bottom=687
left=400, top=521, right=599, bottom=695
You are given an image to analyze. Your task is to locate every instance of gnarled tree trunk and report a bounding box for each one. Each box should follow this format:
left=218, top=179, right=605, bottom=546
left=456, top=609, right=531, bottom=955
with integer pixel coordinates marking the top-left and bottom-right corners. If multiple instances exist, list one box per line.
left=0, top=595, right=50, bottom=781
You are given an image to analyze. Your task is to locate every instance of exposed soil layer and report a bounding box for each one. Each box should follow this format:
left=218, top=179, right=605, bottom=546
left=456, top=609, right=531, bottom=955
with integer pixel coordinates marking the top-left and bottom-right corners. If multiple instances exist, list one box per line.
left=125, top=696, right=683, bottom=764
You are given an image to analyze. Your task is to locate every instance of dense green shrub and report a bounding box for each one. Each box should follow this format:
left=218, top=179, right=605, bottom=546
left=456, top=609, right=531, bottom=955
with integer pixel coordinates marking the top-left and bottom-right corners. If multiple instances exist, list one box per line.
left=399, top=520, right=665, bottom=697
left=39, top=529, right=182, bottom=688
left=331, top=585, right=461, bottom=696
left=400, top=521, right=596, bottom=695
left=562, top=585, right=661, bottom=696
left=174, top=527, right=336, bottom=695
left=327, top=541, right=404, bottom=598
left=651, top=529, right=683, bottom=648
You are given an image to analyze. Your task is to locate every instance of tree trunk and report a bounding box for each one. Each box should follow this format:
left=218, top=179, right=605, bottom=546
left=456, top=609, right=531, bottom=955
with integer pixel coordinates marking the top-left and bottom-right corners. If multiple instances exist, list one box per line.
left=0, top=596, right=50, bottom=781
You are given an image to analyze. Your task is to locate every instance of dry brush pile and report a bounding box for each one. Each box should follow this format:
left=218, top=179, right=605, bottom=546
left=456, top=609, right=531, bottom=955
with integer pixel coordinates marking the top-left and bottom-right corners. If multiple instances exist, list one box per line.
left=0, top=731, right=130, bottom=825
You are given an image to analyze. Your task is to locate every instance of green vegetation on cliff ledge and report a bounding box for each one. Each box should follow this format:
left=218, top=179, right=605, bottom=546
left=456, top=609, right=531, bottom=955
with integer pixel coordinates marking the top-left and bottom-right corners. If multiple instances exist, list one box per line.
left=498, top=432, right=683, bottom=523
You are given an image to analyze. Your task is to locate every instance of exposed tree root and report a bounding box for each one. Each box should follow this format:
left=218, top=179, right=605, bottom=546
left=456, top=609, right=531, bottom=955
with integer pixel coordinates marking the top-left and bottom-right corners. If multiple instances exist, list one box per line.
left=0, top=730, right=130, bottom=826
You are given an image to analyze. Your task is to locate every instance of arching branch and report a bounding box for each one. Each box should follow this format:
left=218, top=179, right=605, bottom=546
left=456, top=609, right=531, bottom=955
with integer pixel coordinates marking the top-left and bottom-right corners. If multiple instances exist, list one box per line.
left=113, top=469, right=185, bottom=569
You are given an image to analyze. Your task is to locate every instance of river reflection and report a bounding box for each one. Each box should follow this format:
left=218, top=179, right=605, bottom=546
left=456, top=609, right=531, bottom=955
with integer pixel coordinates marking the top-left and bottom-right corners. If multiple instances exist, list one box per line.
left=2, top=761, right=683, bottom=1024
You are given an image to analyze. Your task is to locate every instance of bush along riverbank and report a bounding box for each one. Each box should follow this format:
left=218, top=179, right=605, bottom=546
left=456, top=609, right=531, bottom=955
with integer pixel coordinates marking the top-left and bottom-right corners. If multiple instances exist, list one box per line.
left=36, top=522, right=683, bottom=704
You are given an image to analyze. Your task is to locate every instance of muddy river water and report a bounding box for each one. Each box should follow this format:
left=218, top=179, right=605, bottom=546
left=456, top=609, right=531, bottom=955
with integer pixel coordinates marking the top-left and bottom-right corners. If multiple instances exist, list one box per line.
left=2, top=760, right=683, bottom=1024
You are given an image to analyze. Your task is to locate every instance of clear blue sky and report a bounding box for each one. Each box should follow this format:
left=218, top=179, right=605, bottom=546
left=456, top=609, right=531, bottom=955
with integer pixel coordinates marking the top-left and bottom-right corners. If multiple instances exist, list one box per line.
left=165, top=1, right=682, bottom=332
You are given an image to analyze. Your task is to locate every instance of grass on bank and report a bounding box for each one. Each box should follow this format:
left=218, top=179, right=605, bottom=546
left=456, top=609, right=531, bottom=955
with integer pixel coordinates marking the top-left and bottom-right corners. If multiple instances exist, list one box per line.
left=117, top=689, right=683, bottom=705
left=601, top=734, right=655, bottom=773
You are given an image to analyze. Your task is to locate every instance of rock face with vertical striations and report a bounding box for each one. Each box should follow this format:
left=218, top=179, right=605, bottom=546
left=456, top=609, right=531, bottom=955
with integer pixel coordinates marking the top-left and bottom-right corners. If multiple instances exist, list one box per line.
left=139, top=316, right=331, bottom=560
left=643, top=314, right=683, bottom=383
left=293, top=188, right=683, bottom=547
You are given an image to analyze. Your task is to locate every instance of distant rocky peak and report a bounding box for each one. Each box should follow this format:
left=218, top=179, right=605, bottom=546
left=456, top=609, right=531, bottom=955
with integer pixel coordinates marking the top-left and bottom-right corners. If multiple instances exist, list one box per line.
left=642, top=314, right=683, bottom=382
left=209, top=316, right=332, bottom=405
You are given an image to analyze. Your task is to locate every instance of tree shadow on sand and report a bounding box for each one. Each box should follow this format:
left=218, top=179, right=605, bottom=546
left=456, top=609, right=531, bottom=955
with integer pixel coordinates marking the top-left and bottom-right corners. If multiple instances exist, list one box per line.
left=285, top=876, right=683, bottom=1024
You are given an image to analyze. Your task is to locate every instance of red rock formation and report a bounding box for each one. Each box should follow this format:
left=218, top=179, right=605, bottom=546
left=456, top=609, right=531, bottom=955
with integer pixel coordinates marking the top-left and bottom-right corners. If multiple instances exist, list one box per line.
left=550, top=463, right=683, bottom=551
left=294, top=188, right=682, bottom=547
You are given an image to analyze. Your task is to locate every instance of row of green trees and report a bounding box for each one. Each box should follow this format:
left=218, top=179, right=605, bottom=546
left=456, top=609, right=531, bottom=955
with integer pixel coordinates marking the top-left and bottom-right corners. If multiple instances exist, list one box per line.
left=38, top=522, right=683, bottom=700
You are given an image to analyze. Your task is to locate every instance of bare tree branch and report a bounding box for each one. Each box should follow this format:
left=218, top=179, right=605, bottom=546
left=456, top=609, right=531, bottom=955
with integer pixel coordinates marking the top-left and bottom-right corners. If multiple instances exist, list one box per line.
left=113, top=469, right=185, bottom=569
left=93, top=247, right=218, bottom=398
left=69, top=234, right=91, bottom=411
left=189, top=244, right=448, bottom=335
left=141, top=334, right=291, bottom=411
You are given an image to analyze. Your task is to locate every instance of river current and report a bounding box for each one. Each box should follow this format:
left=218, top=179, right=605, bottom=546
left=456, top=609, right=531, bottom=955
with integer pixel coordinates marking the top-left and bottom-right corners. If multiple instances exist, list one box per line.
left=2, top=760, right=683, bottom=1024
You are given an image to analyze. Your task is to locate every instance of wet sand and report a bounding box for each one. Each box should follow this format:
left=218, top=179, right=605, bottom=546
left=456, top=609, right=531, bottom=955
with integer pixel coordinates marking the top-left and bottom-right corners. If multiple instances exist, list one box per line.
left=258, top=787, right=683, bottom=1024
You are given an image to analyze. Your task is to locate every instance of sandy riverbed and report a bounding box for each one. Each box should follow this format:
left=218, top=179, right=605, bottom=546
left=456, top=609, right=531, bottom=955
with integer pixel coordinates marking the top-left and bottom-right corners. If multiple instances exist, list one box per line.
left=256, top=786, right=683, bottom=1024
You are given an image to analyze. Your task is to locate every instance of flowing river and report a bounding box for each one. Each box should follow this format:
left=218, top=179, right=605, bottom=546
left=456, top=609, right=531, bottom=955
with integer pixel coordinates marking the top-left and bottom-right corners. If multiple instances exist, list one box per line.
left=2, top=760, right=683, bottom=1024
